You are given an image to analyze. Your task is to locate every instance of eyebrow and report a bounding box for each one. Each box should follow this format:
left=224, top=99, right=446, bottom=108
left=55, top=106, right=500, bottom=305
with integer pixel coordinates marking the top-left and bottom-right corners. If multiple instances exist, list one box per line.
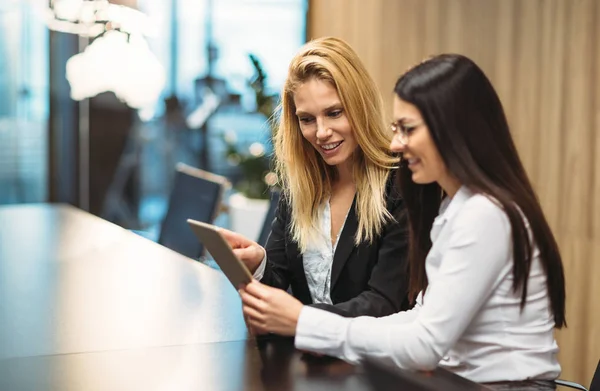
left=394, top=117, right=420, bottom=124
left=296, top=103, right=343, bottom=117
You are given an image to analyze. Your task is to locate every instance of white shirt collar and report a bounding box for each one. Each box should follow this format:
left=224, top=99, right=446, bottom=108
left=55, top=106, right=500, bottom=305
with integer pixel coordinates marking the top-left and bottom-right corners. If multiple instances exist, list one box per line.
left=434, top=186, right=474, bottom=226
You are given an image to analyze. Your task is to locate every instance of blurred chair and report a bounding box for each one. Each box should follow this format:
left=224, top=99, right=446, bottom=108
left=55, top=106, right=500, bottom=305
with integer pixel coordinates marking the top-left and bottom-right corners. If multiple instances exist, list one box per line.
left=158, top=163, right=230, bottom=259
left=555, top=359, right=600, bottom=391
left=257, top=189, right=280, bottom=247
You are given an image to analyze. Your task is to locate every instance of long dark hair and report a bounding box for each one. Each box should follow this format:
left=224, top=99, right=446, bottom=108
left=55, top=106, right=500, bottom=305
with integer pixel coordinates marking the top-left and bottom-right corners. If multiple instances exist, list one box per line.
left=395, top=54, right=566, bottom=328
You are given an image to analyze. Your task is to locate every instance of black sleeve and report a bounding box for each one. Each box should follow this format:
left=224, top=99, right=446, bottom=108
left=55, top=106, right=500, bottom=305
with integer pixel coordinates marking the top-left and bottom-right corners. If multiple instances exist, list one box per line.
left=261, top=196, right=293, bottom=290
left=311, top=194, right=410, bottom=318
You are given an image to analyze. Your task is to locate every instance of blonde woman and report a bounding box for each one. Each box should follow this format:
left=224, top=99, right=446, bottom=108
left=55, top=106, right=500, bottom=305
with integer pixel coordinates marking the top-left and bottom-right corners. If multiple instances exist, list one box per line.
left=220, top=37, right=409, bottom=329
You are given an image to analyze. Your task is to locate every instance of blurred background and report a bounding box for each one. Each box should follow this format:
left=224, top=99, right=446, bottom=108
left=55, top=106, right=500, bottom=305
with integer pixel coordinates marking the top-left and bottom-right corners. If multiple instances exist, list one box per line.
left=0, top=0, right=597, bottom=386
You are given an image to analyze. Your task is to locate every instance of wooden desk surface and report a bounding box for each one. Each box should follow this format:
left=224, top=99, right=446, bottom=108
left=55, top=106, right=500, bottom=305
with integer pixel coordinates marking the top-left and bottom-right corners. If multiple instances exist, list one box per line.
left=0, top=204, right=487, bottom=391
left=0, top=338, right=372, bottom=391
left=0, top=204, right=247, bottom=360
left=0, top=204, right=372, bottom=391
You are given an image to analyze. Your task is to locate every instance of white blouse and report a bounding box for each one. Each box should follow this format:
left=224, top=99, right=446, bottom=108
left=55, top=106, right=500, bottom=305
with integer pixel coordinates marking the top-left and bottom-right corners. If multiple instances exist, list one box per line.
left=253, top=200, right=348, bottom=304
left=294, top=186, right=561, bottom=383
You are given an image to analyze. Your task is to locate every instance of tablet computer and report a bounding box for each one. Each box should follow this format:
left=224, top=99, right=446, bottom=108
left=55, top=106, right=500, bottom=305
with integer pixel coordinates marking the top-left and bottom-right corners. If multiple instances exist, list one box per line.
left=187, top=219, right=253, bottom=288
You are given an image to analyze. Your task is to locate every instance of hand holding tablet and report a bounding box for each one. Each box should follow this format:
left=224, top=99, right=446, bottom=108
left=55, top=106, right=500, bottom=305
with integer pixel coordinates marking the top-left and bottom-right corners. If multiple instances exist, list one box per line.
left=216, top=228, right=266, bottom=274
left=187, top=219, right=253, bottom=288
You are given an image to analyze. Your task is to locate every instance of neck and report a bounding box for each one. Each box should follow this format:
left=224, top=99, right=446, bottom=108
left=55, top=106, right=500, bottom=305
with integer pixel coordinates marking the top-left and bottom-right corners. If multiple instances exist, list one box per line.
left=335, top=160, right=354, bottom=187
left=439, top=175, right=462, bottom=198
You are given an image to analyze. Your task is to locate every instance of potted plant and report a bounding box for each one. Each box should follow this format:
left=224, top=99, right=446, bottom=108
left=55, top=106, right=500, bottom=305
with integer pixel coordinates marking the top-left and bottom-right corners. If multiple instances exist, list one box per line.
left=223, top=54, right=278, bottom=240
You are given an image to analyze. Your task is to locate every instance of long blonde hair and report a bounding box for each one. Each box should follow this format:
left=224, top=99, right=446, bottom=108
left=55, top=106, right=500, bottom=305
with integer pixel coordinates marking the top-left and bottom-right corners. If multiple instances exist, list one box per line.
left=274, top=37, right=397, bottom=252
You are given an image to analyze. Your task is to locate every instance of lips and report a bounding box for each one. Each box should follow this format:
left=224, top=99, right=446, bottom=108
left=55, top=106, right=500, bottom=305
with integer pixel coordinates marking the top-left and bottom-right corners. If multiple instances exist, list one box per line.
left=320, top=141, right=343, bottom=151
left=405, top=157, right=421, bottom=168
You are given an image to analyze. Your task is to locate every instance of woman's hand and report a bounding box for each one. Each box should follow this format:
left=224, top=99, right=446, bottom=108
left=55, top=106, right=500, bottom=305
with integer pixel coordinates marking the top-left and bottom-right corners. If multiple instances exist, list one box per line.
left=243, top=313, right=264, bottom=336
left=239, top=281, right=303, bottom=336
left=218, top=227, right=265, bottom=274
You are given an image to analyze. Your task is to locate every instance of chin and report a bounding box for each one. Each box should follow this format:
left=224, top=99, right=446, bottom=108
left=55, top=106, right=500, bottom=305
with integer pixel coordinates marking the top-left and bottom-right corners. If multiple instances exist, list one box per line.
left=411, top=173, right=433, bottom=185
left=322, top=154, right=351, bottom=167
left=323, top=158, right=342, bottom=167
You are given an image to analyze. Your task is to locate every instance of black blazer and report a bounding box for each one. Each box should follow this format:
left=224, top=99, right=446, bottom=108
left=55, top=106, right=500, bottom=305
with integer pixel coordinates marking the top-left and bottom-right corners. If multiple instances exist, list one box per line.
left=262, top=174, right=410, bottom=318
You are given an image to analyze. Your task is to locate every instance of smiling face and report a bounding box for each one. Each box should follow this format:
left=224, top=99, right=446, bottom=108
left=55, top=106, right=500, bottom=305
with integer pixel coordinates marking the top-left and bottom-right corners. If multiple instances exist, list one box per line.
left=389, top=96, right=461, bottom=196
left=293, top=78, right=358, bottom=169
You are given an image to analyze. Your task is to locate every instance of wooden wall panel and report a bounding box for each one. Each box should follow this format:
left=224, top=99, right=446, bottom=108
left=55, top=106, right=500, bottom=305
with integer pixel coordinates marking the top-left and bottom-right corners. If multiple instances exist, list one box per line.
left=309, top=0, right=600, bottom=385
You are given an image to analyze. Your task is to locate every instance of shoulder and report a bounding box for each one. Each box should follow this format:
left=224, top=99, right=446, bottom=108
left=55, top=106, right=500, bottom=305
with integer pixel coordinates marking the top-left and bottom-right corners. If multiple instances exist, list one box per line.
left=278, top=190, right=290, bottom=208
left=451, top=193, right=510, bottom=236
left=384, top=169, right=404, bottom=212
left=274, top=190, right=292, bottom=223
left=462, top=193, right=506, bottom=218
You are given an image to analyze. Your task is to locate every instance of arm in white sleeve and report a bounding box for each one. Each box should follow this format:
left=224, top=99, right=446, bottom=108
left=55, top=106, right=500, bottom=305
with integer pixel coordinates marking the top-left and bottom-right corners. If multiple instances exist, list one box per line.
left=295, top=293, right=422, bottom=361
left=252, top=251, right=267, bottom=281
left=295, top=198, right=511, bottom=370
left=376, top=292, right=422, bottom=324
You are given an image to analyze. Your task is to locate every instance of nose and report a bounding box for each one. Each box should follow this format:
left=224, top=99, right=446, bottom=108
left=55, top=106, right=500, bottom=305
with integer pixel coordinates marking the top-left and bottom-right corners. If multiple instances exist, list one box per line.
left=389, top=135, right=406, bottom=153
left=316, top=119, right=331, bottom=141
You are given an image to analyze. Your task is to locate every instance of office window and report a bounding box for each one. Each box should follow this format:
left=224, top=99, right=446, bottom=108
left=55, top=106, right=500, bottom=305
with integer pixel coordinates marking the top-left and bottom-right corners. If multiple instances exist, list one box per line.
left=133, top=0, right=306, bottom=230
left=0, top=2, right=49, bottom=204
